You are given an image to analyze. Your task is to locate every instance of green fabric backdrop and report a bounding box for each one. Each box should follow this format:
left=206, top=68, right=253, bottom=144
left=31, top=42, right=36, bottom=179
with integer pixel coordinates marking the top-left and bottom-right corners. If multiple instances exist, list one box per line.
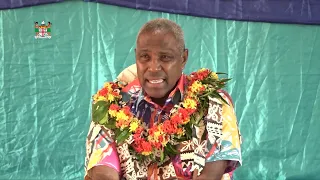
left=1, top=1, right=320, bottom=179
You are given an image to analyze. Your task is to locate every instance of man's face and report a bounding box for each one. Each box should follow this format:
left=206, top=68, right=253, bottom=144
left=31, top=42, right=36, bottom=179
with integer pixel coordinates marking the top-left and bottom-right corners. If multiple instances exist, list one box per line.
left=135, top=30, right=188, bottom=99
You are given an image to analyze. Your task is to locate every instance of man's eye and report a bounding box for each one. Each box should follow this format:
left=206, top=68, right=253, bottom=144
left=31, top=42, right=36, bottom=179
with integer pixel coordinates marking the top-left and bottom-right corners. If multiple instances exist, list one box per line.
left=160, top=55, right=172, bottom=61
left=140, top=54, right=150, bottom=60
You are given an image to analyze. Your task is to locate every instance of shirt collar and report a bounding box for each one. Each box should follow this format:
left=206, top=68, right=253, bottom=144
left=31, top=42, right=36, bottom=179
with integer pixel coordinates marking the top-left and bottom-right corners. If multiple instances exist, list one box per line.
left=136, top=74, right=186, bottom=109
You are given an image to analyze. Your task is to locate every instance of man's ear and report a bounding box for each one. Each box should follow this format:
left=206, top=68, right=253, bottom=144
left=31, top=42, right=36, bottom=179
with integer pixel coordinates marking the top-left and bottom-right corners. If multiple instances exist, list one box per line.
left=182, top=49, right=189, bottom=68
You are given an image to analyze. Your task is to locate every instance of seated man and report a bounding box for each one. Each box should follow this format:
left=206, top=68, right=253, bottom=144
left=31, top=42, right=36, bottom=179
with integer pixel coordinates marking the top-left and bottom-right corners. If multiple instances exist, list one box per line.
left=85, top=18, right=242, bottom=180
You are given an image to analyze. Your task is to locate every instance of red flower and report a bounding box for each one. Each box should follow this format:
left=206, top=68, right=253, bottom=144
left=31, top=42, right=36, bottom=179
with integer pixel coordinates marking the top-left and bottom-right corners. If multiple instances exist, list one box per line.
left=141, top=140, right=152, bottom=154
left=162, top=121, right=171, bottom=134
left=171, top=114, right=183, bottom=125
left=158, top=135, right=164, bottom=143
left=135, top=127, right=144, bottom=134
left=133, top=141, right=143, bottom=153
left=109, top=104, right=120, bottom=111
left=148, top=126, right=157, bottom=137
left=111, top=82, right=118, bottom=89
left=123, top=106, right=131, bottom=116
left=133, top=132, right=141, bottom=140
left=99, top=88, right=108, bottom=96
left=153, top=142, right=162, bottom=149
left=186, top=108, right=196, bottom=114
left=162, top=121, right=178, bottom=134
left=112, top=91, right=120, bottom=97
left=198, top=69, right=210, bottom=80
left=178, top=108, right=189, bottom=119
left=190, top=69, right=210, bottom=81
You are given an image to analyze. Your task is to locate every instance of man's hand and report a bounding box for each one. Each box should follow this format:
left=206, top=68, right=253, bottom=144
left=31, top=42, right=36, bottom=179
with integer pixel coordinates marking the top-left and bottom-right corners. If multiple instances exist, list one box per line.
left=87, top=165, right=120, bottom=180
left=192, top=160, right=228, bottom=180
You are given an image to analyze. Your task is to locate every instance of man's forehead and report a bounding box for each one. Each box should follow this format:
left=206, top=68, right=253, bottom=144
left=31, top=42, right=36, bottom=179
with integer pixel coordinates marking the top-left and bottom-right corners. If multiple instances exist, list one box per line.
left=136, top=32, right=179, bottom=51
left=136, top=48, right=175, bottom=54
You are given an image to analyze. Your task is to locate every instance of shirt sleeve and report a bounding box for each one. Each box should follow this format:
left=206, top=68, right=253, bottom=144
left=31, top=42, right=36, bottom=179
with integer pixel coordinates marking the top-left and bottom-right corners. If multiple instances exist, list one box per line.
left=204, top=92, right=242, bottom=173
left=84, top=122, right=121, bottom=179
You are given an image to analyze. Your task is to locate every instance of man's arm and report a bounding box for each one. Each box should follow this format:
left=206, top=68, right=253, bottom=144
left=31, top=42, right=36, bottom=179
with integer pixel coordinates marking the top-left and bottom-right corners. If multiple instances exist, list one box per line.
left=193, top=161, right=228, bottom=180
left=197, top=93, right=242, bottom=180
left=84, top=123, right=121, bottom=180
left=87, top=166, right=120, bottom=180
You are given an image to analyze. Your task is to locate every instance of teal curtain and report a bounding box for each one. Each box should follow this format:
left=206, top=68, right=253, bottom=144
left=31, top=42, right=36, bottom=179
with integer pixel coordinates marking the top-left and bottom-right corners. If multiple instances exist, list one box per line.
left=1, top=1, right=320, bottom=179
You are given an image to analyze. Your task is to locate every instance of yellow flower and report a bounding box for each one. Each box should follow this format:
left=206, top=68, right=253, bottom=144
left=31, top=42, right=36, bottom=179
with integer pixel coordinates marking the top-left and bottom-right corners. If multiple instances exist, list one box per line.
left=103, top=82, right=113, bottom=90
left=177, top=128, right=185, bottom=136
left=107, top=94, right=115, bottom=102
left=142, top=151, right=152, bottom=156
left=129, top=120, right=139, bottom=132
left=97, top=96, right=107, bottom=101
left=190, top=81, right=203, bottom=93
left=93, top=94, right=99, bottom=102
left=183, top=98, right=197, bottom=109
left=108, top=109, right=117, bottom=117
left=93, top=93, right=108, bottom=102
left=154, top=131, right=161, bottom=139
left=182, top=117, right=190, bottom=124
left=116, top=110, right=129, bottom=121
left=211, top=72, right=218, bottom=80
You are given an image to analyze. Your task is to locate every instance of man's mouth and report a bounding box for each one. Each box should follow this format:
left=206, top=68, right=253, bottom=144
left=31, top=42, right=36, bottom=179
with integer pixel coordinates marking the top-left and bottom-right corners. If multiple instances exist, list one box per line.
left=148, top=79, right=164, bottom=84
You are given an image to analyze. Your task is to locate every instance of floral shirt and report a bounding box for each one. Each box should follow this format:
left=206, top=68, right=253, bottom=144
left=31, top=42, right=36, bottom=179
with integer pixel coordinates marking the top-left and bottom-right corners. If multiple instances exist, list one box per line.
left=85, top=75, right=242, bottom=180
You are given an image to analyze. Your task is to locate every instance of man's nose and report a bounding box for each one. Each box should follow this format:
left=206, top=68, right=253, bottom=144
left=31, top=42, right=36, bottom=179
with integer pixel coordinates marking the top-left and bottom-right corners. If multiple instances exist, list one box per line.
left=148, top=57, right=161, bottom=72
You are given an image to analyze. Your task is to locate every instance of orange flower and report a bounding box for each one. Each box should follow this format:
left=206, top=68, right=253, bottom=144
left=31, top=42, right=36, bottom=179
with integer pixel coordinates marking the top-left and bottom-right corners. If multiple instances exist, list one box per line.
left=109, top=104, right=120, bottom=111
left=153, top=142, right=162, bottom=149
left=171, top=114, right=183, bottom=125
left=189, top=69, right=210, bottom=81
left=133, top=140, right=143, bottom=153
left=133, top=132, right=141, bottom=140
left=179, top=116, right=189, bottom=124
left=111, top=91, right=121, bottom=98
left=99, top=88, right=108, bottom=96
left=197, top=68, right=210, bottom=80
left=148, top=126, right=157, bottom=137
left=178, top=108, right=191, bottom=124
left=178, top=108, right=189, bottom=119
left=162, top=121, right=178, bottom=134
left=158, top=135, right=164, bottom=144
left=141, top=141, right=152, bottom=155
left=177, top=128, right=184, bottom=136
left=116, top=118, right=130, bottom=129
left=123, top=106, right=131, bottom=116
left=135, top=126, right=144, bottom=134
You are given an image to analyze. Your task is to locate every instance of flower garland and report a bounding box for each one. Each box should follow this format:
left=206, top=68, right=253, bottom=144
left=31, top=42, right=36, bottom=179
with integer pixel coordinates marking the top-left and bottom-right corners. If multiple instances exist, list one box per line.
left=92, top=68, right=230, bottom=164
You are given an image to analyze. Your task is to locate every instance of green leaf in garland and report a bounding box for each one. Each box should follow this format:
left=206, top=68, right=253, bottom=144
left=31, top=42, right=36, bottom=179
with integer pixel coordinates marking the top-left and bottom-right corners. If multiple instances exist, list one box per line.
left=199, top=90, right=214, bottom=98
left=210, top=93, right=229, bottom=105
left=160, top=150, right=164, bottom=162
left=104, top=119, right=116, bottom=129
left=185, top=123, right=193, bottom=139
left=164, top=143, right=178, bottom=156
left=175, top=135, right=188, bottom=142
left=190, top=116, right=196, bottom=125
left=195, top=109, right=204, bottom=125
left=215, top=72, right=228, bottom=75
left=92, top=101, right=108, bottom=123
left=116, top=128, right=131, bottom=144
left=114, top=128, right=122, bottom=137
left=220, top=78, right=232, bottom=83
left=98, top=114, right=108, bottom=124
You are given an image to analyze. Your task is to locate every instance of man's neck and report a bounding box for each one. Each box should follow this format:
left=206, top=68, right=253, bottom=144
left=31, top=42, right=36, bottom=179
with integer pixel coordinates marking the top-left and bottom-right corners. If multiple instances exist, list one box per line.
left=151, top=96, right=168, bottom=107
left=150, top=80, right=180, bottom=107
